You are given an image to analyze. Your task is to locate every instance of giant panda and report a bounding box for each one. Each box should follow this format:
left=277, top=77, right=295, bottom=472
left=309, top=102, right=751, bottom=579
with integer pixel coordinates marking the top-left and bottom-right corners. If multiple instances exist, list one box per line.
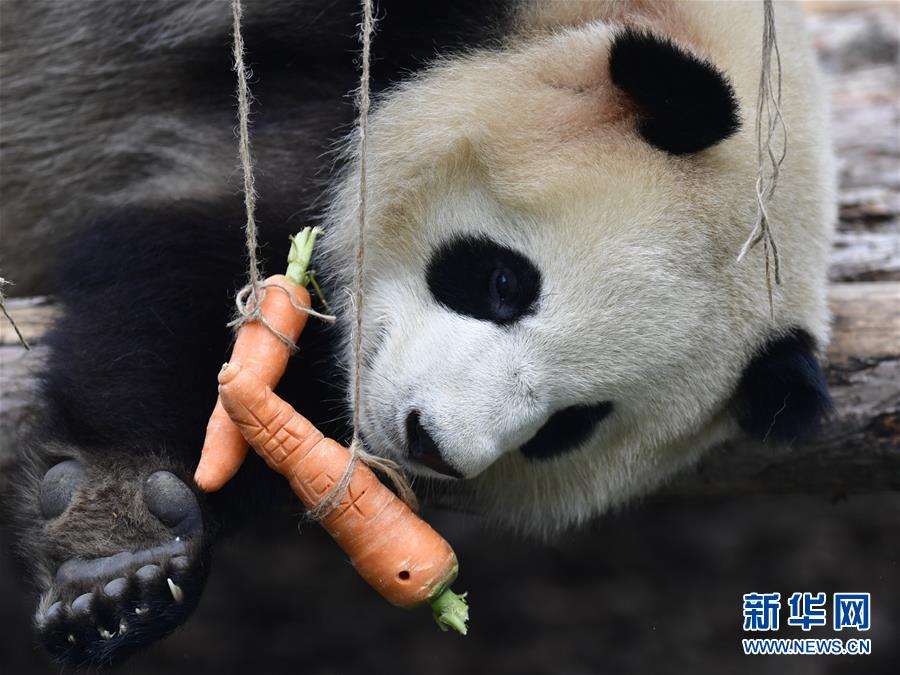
left=1, top=0, right=834, bottom=667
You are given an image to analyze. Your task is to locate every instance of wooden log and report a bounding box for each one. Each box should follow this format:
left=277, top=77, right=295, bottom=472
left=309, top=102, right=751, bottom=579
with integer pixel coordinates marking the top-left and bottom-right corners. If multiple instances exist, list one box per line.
left=0, top=295, right=56, bottom=347
left=1, top=284, right=897, bottom=495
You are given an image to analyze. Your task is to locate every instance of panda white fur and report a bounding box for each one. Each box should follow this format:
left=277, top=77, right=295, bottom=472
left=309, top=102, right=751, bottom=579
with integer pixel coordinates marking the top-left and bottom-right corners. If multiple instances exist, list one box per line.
left=2, top=0, right=833, bottom=666
left=322, top=0, right=834, bottom=535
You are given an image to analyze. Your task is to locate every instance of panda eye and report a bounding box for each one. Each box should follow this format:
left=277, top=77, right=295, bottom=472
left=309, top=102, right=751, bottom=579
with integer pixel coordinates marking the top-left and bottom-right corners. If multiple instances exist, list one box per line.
left=426, top=235, right=541, bottom=325
left=489, top=265, right=517, bottom=307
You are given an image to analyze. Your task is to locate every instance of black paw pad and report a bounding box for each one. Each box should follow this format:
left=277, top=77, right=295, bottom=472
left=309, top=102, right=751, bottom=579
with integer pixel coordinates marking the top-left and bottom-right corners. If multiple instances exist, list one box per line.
left=39, top=460, right=84, bottom=519
left=143, top=470, right=203, bottom=537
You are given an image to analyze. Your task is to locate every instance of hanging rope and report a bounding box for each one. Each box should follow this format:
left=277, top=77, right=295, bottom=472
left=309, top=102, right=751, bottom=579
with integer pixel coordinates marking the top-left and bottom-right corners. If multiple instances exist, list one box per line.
left=307, top=0, right=418, bottom=519
left=229, top=0, right=334, bottom=345
left=230, top=0, right=262, bottom=306
left=737, top=0, right=787, bottom=319
left=0, top=277, right=29, bottom=350
left=230, top=0, right=416, bottom=518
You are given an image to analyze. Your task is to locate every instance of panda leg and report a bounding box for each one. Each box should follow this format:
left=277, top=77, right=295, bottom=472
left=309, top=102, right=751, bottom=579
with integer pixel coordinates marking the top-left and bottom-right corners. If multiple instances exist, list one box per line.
left=8, top=203, right=327, bottom=666
left=14, top=441, right=212, bottom=666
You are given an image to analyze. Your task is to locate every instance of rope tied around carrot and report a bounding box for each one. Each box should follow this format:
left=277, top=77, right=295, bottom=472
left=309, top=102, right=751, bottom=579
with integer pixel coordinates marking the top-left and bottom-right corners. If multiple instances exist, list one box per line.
left=228, top=229, right=337, bottom=352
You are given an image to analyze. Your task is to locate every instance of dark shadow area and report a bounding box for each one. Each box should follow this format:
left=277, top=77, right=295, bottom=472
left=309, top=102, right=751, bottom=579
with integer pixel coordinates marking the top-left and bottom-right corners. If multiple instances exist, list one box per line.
left=2, top=493, right=897, bottom=674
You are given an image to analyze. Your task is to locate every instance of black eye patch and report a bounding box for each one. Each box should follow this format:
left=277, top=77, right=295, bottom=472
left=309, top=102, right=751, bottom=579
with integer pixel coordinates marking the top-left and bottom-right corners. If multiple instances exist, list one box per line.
left=520, top=401, right=614, bottom=461
left=425, top=236, right=541, bottom=325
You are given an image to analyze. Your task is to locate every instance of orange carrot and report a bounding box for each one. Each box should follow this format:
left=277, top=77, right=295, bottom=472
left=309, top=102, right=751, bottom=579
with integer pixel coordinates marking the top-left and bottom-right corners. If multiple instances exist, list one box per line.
left=217, top=360, right=469, bottom=633
left=194, top=229, right=318, bottom=492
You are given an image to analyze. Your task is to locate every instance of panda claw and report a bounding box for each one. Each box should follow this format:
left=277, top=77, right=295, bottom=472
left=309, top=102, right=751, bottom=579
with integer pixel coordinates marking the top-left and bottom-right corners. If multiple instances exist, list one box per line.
left=166, top=577, right=184, bottom=604
left=99, top=628, right=114, bottom=640
left=67, top=634, right=76, bottom=645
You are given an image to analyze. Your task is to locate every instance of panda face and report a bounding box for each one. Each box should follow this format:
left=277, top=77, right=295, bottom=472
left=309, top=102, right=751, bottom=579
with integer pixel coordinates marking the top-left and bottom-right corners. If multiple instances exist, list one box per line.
left=322, top=7, right=833, bottom=534
left=374, top=250, right=618, bottom=475
left=346, top=177, right=737, bottom=486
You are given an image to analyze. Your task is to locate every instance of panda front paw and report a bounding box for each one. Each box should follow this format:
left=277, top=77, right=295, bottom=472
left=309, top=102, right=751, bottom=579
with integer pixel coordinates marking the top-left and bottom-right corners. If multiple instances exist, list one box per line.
left=26, top=458, right=210, bottom=667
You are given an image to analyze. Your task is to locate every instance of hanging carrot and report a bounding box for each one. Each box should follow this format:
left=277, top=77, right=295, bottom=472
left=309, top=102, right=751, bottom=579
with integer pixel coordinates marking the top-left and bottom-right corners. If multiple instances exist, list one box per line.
left=216, top=360, right=469, bottom=633
left=194, top=228, right=319, bottom=492
left=195, top=227, right=468, bottom=632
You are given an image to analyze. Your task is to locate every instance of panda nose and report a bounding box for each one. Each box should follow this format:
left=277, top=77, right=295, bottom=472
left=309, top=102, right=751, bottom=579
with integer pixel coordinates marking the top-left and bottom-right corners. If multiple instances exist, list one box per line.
left=405, top=411, right=463, bottom=479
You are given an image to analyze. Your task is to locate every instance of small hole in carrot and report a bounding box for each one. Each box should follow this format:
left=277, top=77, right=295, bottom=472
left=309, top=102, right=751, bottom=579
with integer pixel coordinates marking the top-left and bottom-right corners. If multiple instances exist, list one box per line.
left=398, top=570, right=410, bottom=581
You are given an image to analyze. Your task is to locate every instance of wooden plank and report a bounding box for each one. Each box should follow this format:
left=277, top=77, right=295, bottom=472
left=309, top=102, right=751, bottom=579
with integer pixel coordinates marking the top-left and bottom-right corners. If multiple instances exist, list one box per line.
left=827, top=281, right=900, bottom=363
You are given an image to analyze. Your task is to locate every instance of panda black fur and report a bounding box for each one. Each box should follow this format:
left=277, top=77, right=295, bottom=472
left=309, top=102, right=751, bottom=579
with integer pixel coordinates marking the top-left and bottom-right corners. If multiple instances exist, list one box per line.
left=0, top=0, right=834, bottom=667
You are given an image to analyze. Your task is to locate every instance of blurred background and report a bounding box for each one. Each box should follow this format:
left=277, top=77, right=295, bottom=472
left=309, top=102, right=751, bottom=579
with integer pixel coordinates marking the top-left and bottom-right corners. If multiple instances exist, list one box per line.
left=1, top=2, right=897, bottom=673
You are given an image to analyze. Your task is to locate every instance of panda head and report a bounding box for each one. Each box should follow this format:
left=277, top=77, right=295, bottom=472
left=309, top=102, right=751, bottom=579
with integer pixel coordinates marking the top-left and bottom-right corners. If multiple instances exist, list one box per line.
left=322, top=19, right=832, bottom=535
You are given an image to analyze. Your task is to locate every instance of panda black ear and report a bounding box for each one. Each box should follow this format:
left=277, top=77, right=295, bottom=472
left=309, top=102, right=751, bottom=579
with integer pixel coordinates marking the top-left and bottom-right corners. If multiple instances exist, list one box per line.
left=736, top=329, right=833, bottom=445
left=609, top=28, right=741, bottom=155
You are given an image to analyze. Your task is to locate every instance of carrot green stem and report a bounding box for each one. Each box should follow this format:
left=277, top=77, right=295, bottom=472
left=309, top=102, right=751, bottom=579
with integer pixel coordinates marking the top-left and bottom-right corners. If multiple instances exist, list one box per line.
left=286, top=227, right=321, bottom=286
left=429, top=587, right=469, bottom=635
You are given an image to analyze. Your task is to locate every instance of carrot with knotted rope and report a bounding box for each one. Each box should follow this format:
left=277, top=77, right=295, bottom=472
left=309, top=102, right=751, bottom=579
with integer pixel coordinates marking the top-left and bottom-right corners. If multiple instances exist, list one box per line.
left=195, top=228, right=469, bottom=634
left=194, top=228, right=321, bottom=492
